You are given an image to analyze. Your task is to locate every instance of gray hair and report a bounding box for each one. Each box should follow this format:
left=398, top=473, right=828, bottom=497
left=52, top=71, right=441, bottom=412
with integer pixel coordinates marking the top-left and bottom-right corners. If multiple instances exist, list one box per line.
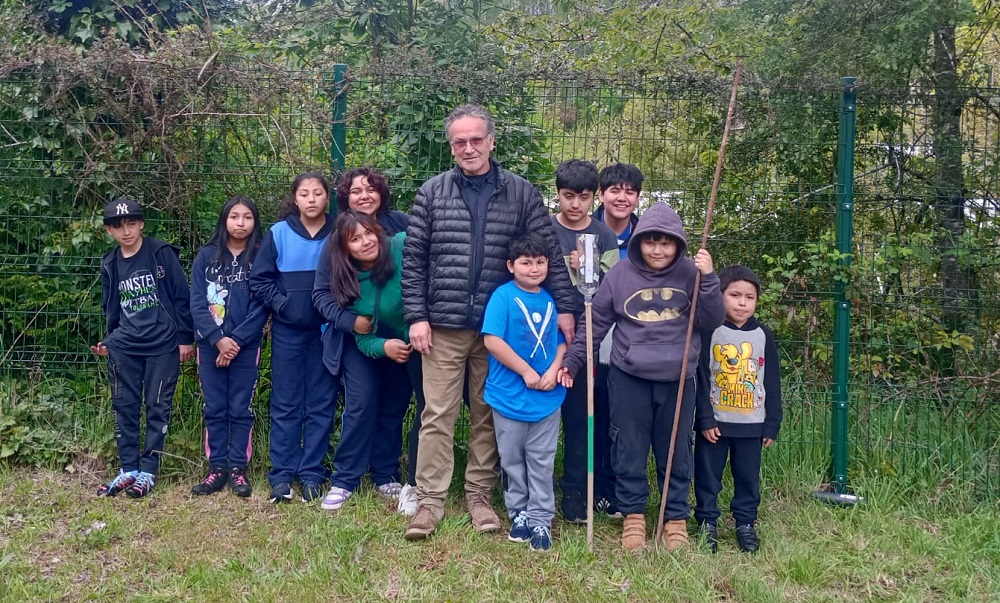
left=444, top=104, right=495, bottom=141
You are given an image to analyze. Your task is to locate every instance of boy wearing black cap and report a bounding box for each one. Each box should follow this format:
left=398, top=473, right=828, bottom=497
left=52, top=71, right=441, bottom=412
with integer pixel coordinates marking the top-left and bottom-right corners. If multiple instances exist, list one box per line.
left=693, top=265, right=782, bottom=553
left=91, top=198, right=194, bottom=498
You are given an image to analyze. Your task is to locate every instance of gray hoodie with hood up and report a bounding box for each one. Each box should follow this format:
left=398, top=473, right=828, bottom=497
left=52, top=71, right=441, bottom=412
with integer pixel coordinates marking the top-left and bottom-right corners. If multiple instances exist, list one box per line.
left=562, top=202, right=725, bottom=382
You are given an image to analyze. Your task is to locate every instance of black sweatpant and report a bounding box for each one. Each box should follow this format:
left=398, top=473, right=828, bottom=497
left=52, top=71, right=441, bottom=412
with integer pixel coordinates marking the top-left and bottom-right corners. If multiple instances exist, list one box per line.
left=693, top=433, right=763, bottom=526
left=608, top=367, right=695, bottom=520
left=107, top=349, right=180, bottom=475
left=559, top=362, right=616, bottom=515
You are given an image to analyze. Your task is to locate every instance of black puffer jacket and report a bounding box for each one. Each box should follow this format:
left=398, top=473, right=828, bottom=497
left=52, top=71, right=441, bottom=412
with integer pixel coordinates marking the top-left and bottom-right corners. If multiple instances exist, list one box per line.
left=403, top=161, right=575, bottom=329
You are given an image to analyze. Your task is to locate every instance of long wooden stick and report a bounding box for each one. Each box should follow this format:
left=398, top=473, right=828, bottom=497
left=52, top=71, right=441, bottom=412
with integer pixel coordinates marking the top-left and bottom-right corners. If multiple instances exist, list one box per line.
left=654, top=60, right=743, bottom=546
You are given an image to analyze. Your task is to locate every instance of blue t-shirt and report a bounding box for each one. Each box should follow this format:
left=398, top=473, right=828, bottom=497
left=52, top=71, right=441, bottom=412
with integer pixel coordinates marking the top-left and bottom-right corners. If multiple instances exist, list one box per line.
left=482, top=281, right=566, bottom=421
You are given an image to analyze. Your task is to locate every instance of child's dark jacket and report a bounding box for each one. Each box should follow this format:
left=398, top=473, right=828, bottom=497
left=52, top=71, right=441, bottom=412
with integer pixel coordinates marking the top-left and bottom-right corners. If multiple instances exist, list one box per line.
left=250, top=213, right=332, bottom=331
left=562, top=202, right=725, bottom=382
left=695, top=316, right=782, bottom=439
left=100, top=236, right=193, bottom=354
left=190, top=243, right=268, bottom=351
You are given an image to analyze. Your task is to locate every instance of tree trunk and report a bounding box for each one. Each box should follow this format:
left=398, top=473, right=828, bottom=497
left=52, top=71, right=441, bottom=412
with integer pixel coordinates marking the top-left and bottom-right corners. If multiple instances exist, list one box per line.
left=929, top=23, right=970, bottom=377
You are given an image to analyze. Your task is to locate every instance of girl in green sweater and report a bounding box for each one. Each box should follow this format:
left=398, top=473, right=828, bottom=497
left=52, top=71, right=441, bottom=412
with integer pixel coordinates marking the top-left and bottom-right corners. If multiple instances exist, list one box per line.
left=319, top=210, right=420, bottom=512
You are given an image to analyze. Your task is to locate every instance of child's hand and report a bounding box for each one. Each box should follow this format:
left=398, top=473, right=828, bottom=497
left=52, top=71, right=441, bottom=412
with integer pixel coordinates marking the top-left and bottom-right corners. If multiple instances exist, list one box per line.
left=216, top=337, right=240, bottom=359
left=90, top=342, right=108, bottom=356
left=216, top=354, right=232, bottom=368
left=521, top=368, right=542, bottom=390
left=569, top=250, right=581, bottom=271
left=538, top=367, right=560, bottom=391
left=694, top=248, right=714, bottom=275
left=179, top=344, right=195, bottom=362
left=763, top=438, right=776, bottom=448
left=384, top=339, right=413, bottom=363
left=556, top=367, right=573, bottom=388
left=354, top=315, right=373, bottom=334
left=701, top=427, right=721, bottom=443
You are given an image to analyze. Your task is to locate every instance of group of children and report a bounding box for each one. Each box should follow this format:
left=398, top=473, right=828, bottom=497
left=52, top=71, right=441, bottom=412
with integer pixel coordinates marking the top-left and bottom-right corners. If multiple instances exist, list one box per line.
left=92, top=160, right=782, bottom=554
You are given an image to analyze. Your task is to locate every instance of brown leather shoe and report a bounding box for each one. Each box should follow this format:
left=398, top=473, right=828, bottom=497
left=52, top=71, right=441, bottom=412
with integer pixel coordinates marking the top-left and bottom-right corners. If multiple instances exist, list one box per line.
left=661, top=519, right=689, bottom=551
left=622, top=513, right=646, bottom=551
left=466, top=494, right=502, bottom=532
left=404, top=505, right=440, bottom=540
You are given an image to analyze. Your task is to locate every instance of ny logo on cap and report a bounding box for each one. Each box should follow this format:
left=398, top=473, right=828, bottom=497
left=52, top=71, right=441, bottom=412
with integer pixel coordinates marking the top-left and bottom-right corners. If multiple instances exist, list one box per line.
left=116, top=203, right=130, bottom=215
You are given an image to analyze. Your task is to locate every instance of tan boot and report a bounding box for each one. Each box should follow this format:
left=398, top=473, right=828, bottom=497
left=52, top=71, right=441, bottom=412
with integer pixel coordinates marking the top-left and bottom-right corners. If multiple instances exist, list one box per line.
left=622, top=513, right=646, bottom=551
left=404, top=505, right=441, bottom=540
left=661, top=519, right=689, bottom=551
left=466, top=493, right=502, bottom=533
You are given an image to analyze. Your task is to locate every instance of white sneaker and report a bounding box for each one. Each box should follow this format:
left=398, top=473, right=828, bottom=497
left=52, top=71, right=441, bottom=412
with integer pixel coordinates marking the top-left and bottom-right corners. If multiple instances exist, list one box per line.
left=397, top=483, right=418, bottom=516
left=320, top=486, right=352, bottom=511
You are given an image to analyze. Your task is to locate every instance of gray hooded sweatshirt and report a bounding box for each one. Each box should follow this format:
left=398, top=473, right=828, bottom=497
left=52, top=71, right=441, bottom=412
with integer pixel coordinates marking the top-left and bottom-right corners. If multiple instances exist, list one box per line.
left=562, top=202, right=725, bottom=382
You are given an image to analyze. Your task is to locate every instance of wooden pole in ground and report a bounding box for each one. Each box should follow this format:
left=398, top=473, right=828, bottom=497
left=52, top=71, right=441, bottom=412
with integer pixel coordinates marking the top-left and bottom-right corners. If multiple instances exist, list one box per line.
left=654, top=59, right=743, bottom=546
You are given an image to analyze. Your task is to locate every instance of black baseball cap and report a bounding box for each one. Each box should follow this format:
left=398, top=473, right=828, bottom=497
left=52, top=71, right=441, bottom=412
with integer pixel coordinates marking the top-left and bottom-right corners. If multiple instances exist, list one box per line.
left=103, top=198, right=144, bottom=225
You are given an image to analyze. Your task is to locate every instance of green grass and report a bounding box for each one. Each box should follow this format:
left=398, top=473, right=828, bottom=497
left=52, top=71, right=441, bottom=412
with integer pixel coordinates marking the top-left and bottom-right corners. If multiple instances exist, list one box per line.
left=1, top=468, right=997, bottom=602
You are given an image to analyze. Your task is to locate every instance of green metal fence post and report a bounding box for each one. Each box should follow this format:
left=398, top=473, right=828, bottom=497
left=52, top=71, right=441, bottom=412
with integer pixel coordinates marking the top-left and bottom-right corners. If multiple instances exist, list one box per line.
left=331, top=64, right=347, bottom=174
left=832, top=76, right=856, bottom=493
left=816, top=77, right=862, bottom=505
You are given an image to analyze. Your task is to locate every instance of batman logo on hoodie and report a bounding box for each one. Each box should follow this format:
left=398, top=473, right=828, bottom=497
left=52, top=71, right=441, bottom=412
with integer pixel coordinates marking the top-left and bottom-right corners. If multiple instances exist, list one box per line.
left=623, top=287, right=690, bottom=322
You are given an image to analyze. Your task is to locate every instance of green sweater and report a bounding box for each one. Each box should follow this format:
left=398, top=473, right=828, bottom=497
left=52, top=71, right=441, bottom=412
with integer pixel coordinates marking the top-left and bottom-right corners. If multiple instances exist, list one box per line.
left=353, top=232, right=409, bottom=358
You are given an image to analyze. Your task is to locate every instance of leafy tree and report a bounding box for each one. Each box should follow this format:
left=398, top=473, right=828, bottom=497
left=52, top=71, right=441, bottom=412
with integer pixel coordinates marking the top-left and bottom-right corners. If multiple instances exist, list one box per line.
left=27, top=0, right=236, bottom=45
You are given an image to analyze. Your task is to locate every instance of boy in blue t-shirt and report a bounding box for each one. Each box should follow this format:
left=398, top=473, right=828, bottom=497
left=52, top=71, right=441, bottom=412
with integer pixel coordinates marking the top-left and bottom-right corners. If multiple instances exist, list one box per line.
left=482, top=233, right=567, bottom=552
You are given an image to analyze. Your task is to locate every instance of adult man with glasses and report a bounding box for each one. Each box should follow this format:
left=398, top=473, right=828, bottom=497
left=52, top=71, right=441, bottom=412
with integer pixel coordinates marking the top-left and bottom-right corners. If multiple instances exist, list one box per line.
left=402, top=104, right=576, bottom=540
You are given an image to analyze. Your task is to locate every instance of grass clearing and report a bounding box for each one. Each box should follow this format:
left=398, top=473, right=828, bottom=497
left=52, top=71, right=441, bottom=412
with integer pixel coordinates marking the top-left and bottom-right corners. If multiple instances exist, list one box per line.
left=1, top=468, right=997, bottom=602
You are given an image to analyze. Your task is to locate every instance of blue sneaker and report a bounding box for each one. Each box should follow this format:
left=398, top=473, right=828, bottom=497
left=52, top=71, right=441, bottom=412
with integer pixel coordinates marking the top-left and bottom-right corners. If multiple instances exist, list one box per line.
left=269, top=482, right=294, bottom=504
left=530, top=525, right=552, bottom=552
left=301, top=481, right=325, bottom=503
left=97, top=470, right=137, bottom=497
left=125, top=472, right=155, bottom=498
left=508, top=511, right=530, bottom=543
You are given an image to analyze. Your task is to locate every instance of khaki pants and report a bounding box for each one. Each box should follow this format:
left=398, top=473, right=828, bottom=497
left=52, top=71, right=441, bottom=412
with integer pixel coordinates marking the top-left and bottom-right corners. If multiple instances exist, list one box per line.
left=415, top=328, right=498, bottom=514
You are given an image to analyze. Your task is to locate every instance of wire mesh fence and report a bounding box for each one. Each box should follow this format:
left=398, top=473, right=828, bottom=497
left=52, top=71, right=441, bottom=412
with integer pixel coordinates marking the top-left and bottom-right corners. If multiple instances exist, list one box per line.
left=1, top=65, right=997, bottom=499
